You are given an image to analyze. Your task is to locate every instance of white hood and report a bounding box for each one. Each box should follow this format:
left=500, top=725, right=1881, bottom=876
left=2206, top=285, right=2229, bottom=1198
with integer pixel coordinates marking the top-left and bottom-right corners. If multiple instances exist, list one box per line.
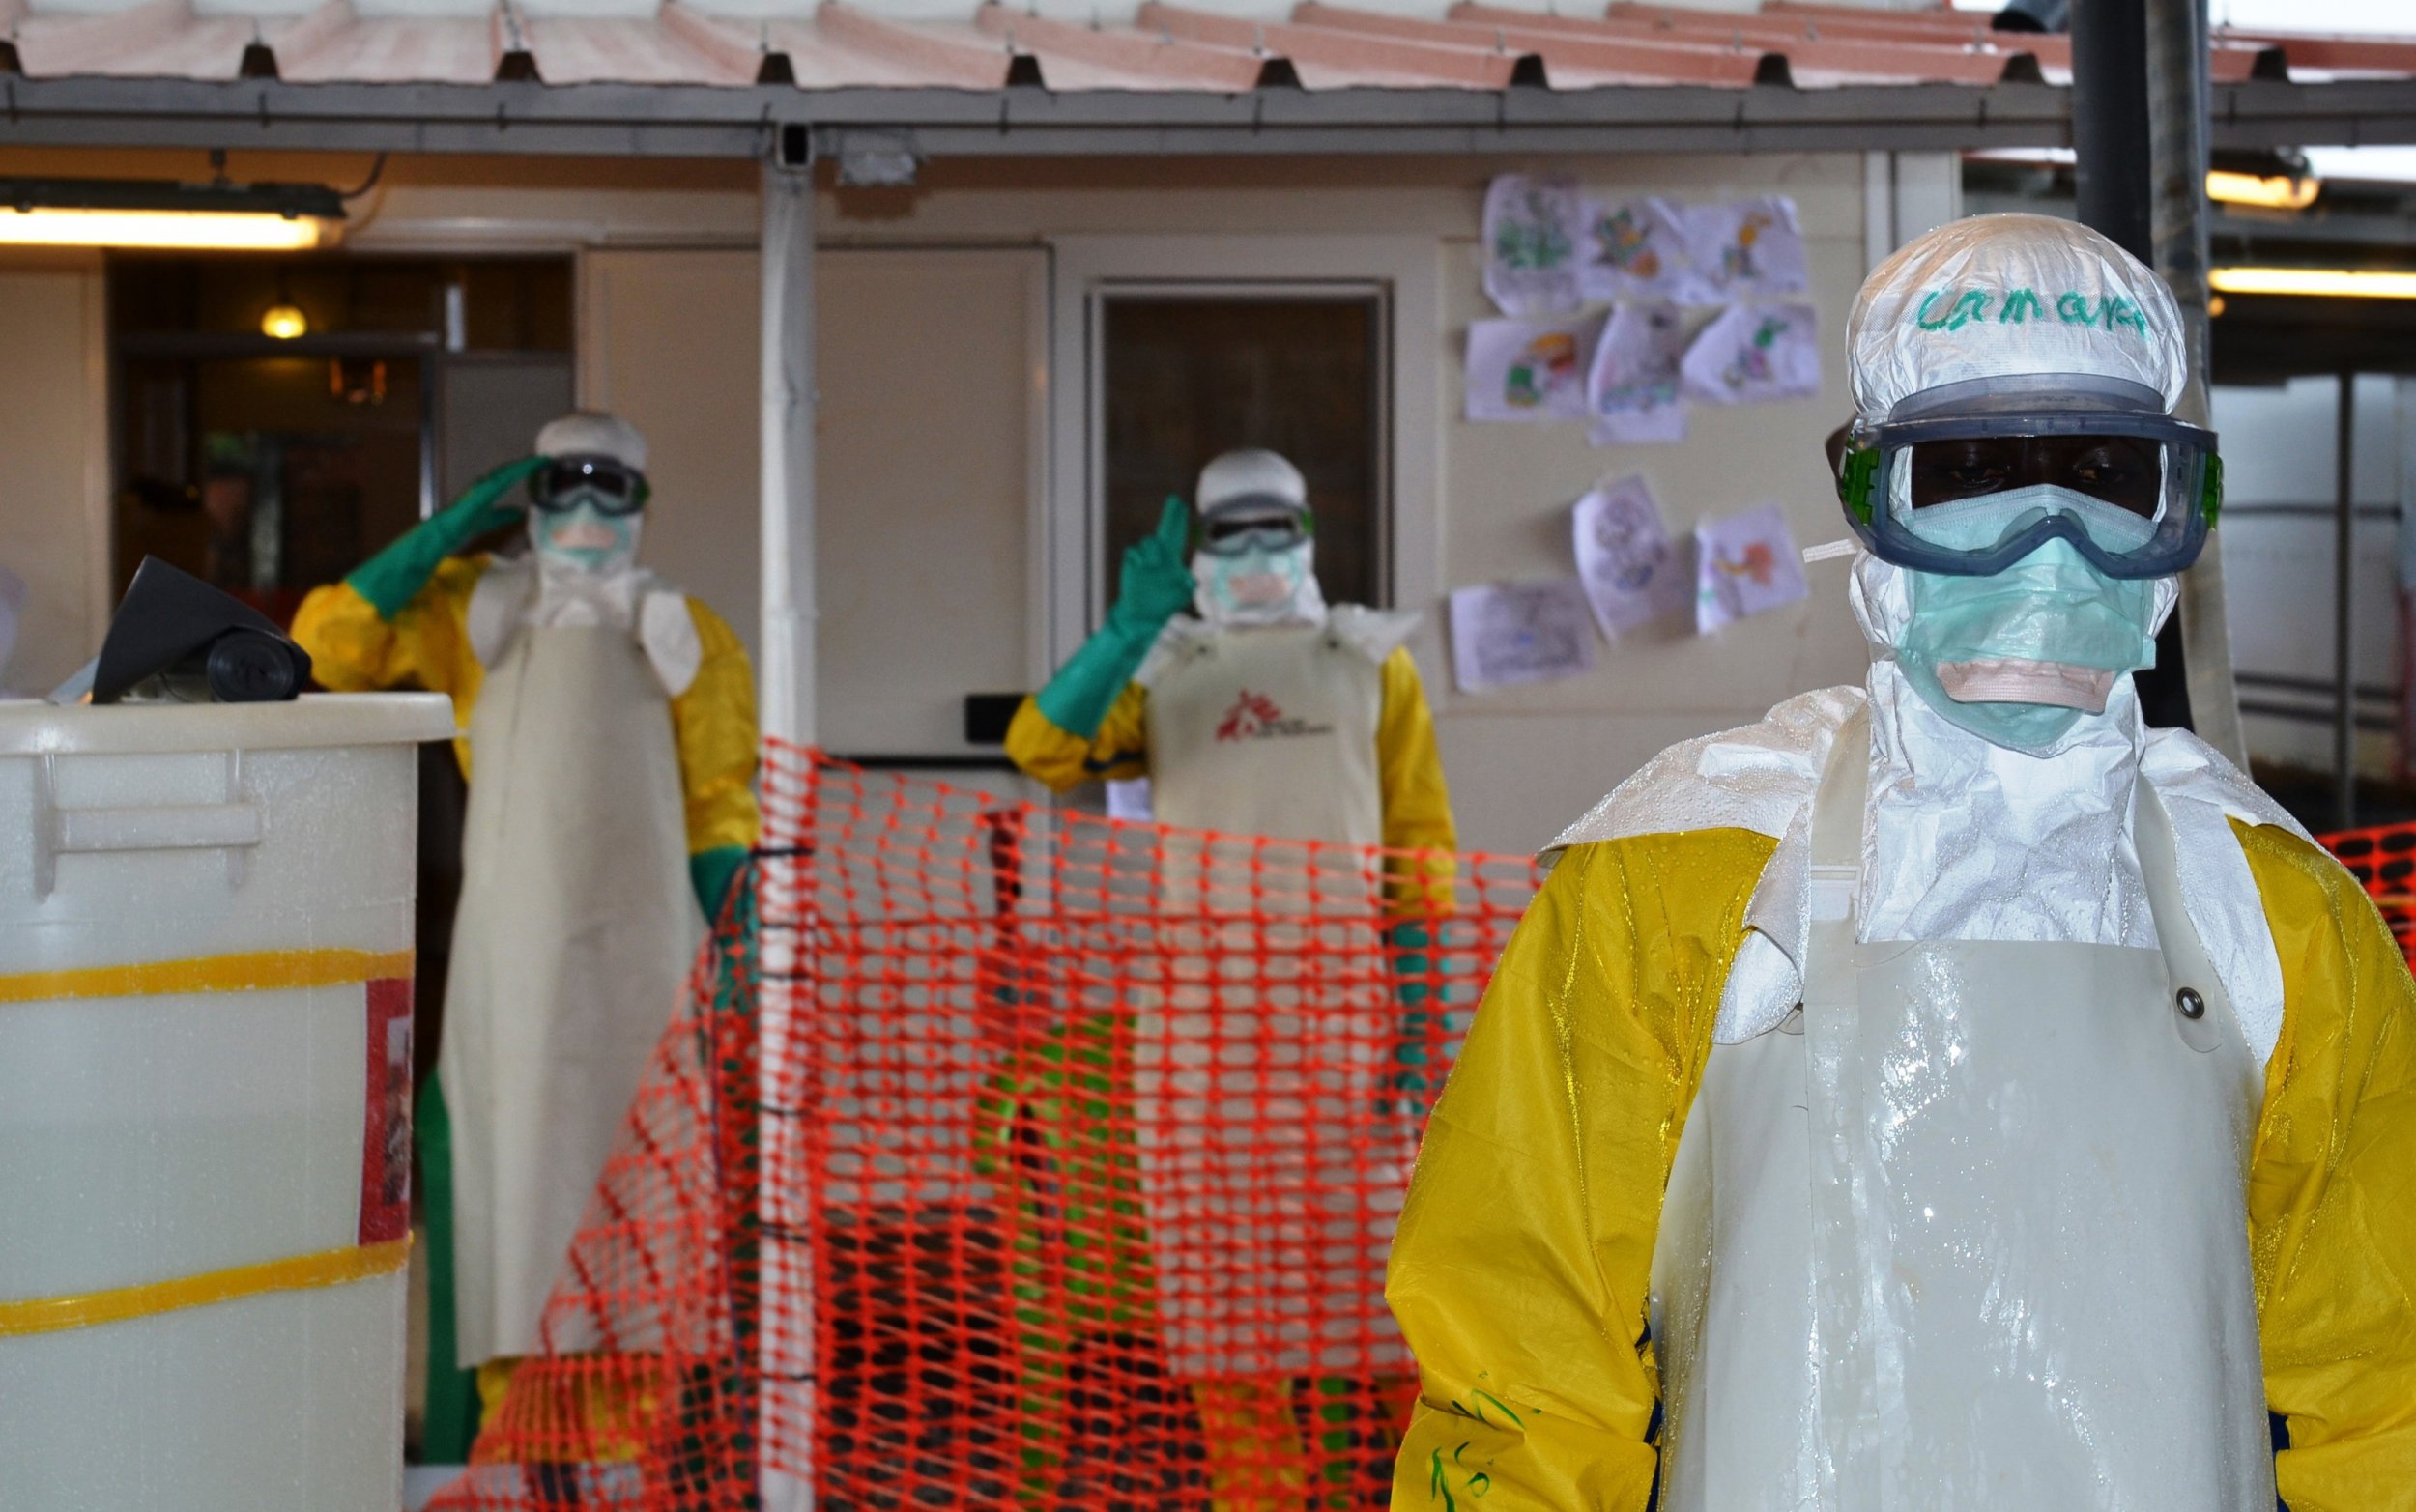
left=1849, top=551, right=2177, bottom=947
left=1546, top=550, right=2306, bottom=1068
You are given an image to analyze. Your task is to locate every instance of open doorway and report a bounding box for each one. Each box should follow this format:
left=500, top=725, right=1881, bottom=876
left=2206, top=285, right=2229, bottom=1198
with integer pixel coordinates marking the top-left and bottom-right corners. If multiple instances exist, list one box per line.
left=107, top=250, right=575, bottom=1463
left=111, top=254, right=573, bottom=614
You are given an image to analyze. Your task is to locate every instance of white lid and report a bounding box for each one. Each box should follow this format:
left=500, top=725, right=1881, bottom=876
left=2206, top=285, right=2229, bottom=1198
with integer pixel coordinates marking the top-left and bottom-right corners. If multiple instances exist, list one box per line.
left=0, top=693, right=456, bottom=757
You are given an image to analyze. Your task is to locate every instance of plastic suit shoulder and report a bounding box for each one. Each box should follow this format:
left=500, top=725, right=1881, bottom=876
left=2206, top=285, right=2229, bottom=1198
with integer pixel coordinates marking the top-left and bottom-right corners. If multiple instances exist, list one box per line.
left=1545, top=686, right=1866, bottom=859
left=2129, top=725, right=2314, bottom=1066
left=1325, top=604, right=1423, bottom=666
left=1136, top=605, right=1423, bottom=689
left=290, top=555, right=490, bottom=775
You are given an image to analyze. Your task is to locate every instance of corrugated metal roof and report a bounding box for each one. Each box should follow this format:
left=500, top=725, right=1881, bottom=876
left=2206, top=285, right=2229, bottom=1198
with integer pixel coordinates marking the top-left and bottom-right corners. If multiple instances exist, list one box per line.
left=3, top=0, right=2410, bottom=94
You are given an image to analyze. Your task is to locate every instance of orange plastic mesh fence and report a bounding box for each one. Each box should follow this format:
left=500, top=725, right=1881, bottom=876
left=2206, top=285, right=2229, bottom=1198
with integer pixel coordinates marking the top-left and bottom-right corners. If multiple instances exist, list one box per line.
left=2316, top=821, right=2416, bottom=960
left=428, top=741, right=1542, bottom=1509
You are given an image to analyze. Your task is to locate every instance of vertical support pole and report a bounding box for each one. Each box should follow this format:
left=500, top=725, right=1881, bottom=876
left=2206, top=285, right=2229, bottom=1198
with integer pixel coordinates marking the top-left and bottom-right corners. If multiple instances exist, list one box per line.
left=759, top=133, right=817, bottom=1512
left=2147, top=0, right=2248, bottom=766
left=2337, top=371, right=2358, bottom=831
left=761, top=144, right=818, bottom=751
left=2075, top=0, right=2198, bottom=732
left=1862, top=150, right=1896, bottom=273
left=2071, top=0, right=2153, bottom=263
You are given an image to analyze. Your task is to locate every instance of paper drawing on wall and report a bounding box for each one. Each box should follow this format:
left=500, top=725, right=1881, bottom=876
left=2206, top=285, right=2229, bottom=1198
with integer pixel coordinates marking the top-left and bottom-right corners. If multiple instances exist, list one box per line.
left=1573, top=476, right=1692, bottom=637
left=1681, top=302, right=1821, bottom=405
left=1683, top=195, right=1809, bottom=301
left=1448, top=578, right=1597, bottom=692
left=1585, top=301, right=1688, bottom=444
left=1578, top=196, right=1692, bottom=302
left=1466, top=317, right=1595, bottom=423
left=1694, top=502, right=1809, bottom=631
left=1482, top=174, right=1584, bottom=317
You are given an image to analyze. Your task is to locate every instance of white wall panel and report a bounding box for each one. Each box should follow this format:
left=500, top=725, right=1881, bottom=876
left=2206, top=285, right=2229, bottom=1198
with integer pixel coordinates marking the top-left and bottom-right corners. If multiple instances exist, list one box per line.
left=0, top=251, right=108, bottom=696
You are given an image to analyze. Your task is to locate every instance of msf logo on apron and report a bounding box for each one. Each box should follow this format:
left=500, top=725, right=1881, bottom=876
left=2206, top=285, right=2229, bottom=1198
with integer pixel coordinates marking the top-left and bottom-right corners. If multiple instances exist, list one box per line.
left=1213, top=689, right=1335, bottom=744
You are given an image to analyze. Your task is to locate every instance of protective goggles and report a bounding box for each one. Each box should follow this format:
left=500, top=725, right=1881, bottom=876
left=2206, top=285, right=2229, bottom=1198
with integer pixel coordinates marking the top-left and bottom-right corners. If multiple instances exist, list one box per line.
left=1194, top=499, right=1311, bottom=557
left=530, top=455, right=649, bottom=516
left=1835, top=378, right=2221, bottom=580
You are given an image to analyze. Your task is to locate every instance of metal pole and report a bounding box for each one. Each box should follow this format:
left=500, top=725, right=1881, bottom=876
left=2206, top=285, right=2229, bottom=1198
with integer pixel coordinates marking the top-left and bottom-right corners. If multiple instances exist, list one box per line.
left=2073, top=0, right=2200, bottom=729
left=761, top=152, right=818, bottom=750
left=2071, top=0, right=2153, bottom=263
left=2337, top=372, right=2357, bottom=830
left=758, top=143, right=817, bottom=1512
left=2146, top=0, right=2250, bottom=765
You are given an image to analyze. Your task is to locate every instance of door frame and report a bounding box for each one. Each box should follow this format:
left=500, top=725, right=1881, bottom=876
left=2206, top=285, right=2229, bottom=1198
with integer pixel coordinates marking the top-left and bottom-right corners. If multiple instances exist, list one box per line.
left=1046, top=234, right=1441, bottom=669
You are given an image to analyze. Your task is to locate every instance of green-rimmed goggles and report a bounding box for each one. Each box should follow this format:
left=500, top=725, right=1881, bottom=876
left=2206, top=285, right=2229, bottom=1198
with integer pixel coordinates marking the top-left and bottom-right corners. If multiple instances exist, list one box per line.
left=531, top=454, right=650, bottom=517
left=1834, top=376, right=2221, bottom=581
left=1194, top=494, right=1313, bottom=557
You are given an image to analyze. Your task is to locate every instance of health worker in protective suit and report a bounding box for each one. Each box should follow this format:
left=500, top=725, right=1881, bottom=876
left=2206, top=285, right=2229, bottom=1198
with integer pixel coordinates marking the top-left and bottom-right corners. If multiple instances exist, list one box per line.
left=1387, top=214, right=2416, bottom=1512
left=1002, top=450, right=1457, bottom=1510
left=293, top=413, right=758, bottom=1460
left=1007, top=447, right=1454, bottom=870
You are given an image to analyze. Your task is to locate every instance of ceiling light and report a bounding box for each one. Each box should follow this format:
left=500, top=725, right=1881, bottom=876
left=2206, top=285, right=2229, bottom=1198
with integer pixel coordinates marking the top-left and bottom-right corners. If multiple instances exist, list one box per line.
left=0, top=178, right=343, bottom=251
left=2206, top=169, right=2321, bottom=210
left=2209, top=267, right=2416, bottom=300
left=260, top=302, right=308, bottom=340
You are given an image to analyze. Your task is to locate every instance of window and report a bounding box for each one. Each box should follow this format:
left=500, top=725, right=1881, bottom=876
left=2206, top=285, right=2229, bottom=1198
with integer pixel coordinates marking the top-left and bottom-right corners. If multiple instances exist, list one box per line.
left=1099, top=294, right=1384, bottom=612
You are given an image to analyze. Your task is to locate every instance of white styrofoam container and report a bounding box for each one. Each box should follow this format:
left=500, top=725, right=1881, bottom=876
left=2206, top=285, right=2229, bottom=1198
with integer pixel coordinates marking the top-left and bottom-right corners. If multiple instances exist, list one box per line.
left=0, top=693, right=453, bottom=1512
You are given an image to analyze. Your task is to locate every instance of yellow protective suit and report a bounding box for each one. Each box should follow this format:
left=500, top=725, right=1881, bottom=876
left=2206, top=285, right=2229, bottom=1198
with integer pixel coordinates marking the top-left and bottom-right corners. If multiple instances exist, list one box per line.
left=1004, top=645, right=1457, bottom=911
left=1385, top=819, right=2416, bottom=1512
left=291, top=560, right=759, bottom=858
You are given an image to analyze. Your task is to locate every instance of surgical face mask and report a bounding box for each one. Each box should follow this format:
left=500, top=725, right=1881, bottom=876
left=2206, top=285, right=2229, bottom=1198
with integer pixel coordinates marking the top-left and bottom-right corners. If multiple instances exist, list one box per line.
left=531, top=492, right=643, bottom=577
left=1894, top=537, right=2163, bottom=752
left=1193, top=538, right=1321, bottom=627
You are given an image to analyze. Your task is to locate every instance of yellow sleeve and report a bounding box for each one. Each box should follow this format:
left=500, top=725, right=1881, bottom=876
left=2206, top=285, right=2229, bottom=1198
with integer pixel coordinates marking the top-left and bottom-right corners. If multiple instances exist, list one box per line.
left=1387, top=828, right=1774, bottom=1512
left=1003, top=684, right=1150, bottom=792
left=2236, top=819, right=2416, bottom=1510
left=288, top=558, right=485, bottom=776
left=1377, top=646, right=1457, bottom=914
left=670, top=600, right=761, bottom=855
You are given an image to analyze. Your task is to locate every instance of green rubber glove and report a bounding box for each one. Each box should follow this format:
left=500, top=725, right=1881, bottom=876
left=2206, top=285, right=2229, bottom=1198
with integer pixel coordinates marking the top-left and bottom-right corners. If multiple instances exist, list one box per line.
left=1384, top=919, right=1447, bottom=1115
left=346, top=454, right=549, bottom=619
left=1387, top=919, right=1435, bottom=1012
left=690, top=845, right=748, bottom=923
left=1034, top=496, right=1196, bottom=739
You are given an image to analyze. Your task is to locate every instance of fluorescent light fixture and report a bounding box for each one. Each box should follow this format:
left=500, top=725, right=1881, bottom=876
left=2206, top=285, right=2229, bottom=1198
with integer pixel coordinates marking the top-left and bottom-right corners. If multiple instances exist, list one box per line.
left=2206, top=169, right=2320, bottom=209
left=2209, top=267, right=2416, bottom=299
left=0, top=177, right=343, bottom=251
left=0, top=209, right=326, bottom=250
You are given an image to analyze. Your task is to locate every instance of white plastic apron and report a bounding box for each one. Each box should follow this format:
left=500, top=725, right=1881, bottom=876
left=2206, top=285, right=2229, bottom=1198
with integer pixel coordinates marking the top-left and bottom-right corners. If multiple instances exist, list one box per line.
left=1131, top=623, right=1405, bottom=1378
left=1144, top=621, right=1385, bottom=849
left=1653, top=711, right=2272, bottom=1512
left=440, top=625, right=700, bottom=1366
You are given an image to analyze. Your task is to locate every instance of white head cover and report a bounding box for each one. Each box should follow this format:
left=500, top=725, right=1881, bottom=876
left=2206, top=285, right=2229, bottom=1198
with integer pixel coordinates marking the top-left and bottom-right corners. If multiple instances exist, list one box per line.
left=534, top=411, right=649, bottom=473
left=1196, top=448, right=1308, bottom=520
left=1189, top=447, right=1326, bottom=628
left=1848, top=213, right=2187, bottom=421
